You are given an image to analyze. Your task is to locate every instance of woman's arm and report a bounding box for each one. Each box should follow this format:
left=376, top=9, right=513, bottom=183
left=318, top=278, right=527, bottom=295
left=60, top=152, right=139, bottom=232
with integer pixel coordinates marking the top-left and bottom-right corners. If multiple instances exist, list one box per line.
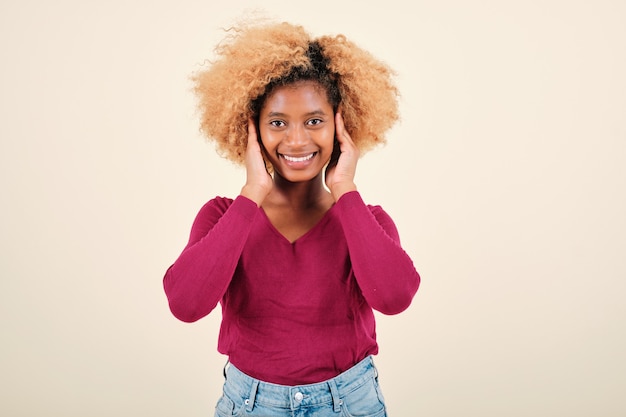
left=163, top=196, right=259, bottom=322
left=336, top=191, right=420, bottom=315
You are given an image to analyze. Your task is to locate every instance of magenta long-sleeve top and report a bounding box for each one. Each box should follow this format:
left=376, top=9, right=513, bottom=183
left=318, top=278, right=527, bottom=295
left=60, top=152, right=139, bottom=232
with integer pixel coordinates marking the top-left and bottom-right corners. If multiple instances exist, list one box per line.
left=163, top=191, right=420, bottom=385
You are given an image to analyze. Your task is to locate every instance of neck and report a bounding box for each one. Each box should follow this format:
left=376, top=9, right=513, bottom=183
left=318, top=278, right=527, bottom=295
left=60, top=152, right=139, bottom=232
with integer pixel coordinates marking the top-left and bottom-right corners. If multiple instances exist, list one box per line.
left=267, top=172, right=331, bottom=210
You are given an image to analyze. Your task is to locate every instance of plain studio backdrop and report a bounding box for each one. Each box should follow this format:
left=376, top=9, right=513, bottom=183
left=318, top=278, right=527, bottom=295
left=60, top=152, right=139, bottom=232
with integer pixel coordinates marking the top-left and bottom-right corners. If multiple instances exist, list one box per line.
left=1, top=0, right=625, bottom=416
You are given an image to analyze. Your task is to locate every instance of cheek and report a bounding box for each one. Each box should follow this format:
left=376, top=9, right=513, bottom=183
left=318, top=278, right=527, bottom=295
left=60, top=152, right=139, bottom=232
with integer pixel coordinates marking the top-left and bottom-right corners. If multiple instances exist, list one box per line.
left=258, top=130, right=277, bottom=151
left=322, top=129, right=336, bottom=152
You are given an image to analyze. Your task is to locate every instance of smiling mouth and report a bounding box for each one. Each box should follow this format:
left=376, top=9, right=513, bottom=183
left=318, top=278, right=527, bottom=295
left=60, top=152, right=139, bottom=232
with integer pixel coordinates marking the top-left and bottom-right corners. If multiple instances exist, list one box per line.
left=280, top=152, right=316, bottom=162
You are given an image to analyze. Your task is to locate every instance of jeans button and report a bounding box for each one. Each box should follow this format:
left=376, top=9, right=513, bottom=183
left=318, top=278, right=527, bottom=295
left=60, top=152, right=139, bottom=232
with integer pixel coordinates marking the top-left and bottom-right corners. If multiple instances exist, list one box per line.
left=294, top=392, right=303, bottom=402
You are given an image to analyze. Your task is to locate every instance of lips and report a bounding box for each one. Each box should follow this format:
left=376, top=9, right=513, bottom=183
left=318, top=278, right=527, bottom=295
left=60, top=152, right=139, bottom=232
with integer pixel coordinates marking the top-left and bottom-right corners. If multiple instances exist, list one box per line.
left=280, top=152, right=316, bottom=162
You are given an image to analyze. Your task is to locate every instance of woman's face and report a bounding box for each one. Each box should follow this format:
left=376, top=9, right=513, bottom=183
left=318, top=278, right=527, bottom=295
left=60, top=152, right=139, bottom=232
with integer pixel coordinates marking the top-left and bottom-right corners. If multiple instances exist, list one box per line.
left=258, top=81, right=335, bottom=183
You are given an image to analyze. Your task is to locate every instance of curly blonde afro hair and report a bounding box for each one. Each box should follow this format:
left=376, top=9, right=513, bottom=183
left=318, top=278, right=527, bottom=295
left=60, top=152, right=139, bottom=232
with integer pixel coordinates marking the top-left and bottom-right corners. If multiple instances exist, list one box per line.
left=191, top=20, right=399, bottom=165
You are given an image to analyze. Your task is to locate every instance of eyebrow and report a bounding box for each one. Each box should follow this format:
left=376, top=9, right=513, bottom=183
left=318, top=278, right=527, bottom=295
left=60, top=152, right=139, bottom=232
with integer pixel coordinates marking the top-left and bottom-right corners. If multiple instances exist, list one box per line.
left=265, top=109, right=329, bottom=118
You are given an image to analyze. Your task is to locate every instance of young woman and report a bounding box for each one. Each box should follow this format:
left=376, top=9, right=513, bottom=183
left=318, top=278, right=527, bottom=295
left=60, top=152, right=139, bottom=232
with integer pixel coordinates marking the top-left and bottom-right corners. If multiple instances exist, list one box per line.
left=163, top=20, right=420, bottom=417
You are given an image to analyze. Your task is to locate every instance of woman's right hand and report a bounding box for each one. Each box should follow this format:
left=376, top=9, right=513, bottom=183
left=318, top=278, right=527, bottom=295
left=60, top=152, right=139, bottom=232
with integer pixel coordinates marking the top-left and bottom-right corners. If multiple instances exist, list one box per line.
left=240, top=118, right=273, bottom=206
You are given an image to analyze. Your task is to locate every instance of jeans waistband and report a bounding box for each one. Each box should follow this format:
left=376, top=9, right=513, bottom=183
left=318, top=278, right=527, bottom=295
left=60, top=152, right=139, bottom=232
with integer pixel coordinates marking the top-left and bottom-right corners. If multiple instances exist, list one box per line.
left=223, top=355, right=377, bottom=412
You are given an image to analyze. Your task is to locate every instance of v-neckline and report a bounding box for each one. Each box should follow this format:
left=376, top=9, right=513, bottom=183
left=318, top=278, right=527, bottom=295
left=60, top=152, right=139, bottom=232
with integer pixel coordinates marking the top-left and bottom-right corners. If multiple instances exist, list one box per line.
left=259, top=203, right=336, bottom=245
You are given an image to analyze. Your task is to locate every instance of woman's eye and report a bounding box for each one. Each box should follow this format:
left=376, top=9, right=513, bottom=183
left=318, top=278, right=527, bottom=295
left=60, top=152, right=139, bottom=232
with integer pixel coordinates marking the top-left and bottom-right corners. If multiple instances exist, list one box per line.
left=270, top=120, right=285, bottom=127
left=307, top=118, right=323, bottom=126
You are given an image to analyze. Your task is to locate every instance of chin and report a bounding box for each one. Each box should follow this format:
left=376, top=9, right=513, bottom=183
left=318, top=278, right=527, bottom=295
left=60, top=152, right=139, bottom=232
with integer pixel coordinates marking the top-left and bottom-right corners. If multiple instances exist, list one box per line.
left=275, top=168, right=322, bottom=183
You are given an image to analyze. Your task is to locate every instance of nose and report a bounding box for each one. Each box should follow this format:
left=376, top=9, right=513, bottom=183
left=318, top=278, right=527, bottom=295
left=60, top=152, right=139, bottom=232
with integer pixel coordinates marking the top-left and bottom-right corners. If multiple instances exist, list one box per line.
left=284, top=124, right=309, bottom=146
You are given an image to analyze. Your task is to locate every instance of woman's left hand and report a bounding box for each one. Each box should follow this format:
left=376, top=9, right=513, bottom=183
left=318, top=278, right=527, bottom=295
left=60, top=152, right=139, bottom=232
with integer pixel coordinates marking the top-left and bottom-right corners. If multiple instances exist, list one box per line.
left=325, top=112, right=359, bottom=201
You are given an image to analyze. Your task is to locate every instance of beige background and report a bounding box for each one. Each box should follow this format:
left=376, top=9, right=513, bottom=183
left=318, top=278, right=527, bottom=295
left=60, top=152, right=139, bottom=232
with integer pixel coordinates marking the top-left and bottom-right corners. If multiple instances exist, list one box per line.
left=1, top=0, right=625, bottom=416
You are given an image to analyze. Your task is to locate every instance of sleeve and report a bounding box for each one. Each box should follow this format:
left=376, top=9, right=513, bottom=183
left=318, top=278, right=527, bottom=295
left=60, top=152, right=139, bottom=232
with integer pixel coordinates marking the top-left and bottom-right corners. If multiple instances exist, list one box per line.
left=335, top=191, right=420, bottom=315
left=162, top=195, right=259, bottom=322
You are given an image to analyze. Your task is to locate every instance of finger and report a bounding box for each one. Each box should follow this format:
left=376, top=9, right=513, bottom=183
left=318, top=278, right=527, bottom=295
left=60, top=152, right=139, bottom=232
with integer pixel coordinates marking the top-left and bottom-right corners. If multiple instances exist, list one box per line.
left=335, top=112, right=355, bottom=146
left=247, top=118, right=259, bottom=149
left=335, top=112, right=345, bottom=141
left=247, top=118, right=269, bottom=166
left=335, top=112, right=359, bottom=163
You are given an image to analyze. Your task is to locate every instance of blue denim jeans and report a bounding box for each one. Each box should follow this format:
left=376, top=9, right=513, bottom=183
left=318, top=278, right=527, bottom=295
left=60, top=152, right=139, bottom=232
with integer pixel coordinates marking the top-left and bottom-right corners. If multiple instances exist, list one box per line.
left=214, top=355, right=387, bottom=417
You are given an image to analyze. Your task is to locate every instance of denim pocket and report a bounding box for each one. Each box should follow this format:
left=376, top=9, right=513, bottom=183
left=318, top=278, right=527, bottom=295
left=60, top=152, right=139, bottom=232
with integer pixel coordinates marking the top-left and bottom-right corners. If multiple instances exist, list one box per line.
left=340, top=377, right=387, bottom=417
left=214, top=393, right=247, bottom=417
left=215, top=394, right=233, bottom=417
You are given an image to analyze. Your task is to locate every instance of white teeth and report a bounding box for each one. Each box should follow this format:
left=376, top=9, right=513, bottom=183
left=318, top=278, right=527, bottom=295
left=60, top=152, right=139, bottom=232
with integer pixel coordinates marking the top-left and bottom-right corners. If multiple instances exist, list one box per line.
left=282, top=153, right=314, bottom=162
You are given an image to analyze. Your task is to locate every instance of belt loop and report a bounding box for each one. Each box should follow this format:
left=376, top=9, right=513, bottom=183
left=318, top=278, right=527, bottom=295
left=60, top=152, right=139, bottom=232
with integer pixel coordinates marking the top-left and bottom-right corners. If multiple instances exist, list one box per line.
left=368, top=356, right=378, bottom=378
left=328, top=379, right=341, bottom=412
left=246, top=380, right=259, bottom=412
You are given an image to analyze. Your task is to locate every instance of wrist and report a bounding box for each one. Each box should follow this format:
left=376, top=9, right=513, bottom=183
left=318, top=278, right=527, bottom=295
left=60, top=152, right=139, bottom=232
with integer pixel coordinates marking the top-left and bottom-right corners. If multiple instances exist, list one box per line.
left=240, top=184, right=269, bottom=207
left=331, top=182, right=357, bottom=202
